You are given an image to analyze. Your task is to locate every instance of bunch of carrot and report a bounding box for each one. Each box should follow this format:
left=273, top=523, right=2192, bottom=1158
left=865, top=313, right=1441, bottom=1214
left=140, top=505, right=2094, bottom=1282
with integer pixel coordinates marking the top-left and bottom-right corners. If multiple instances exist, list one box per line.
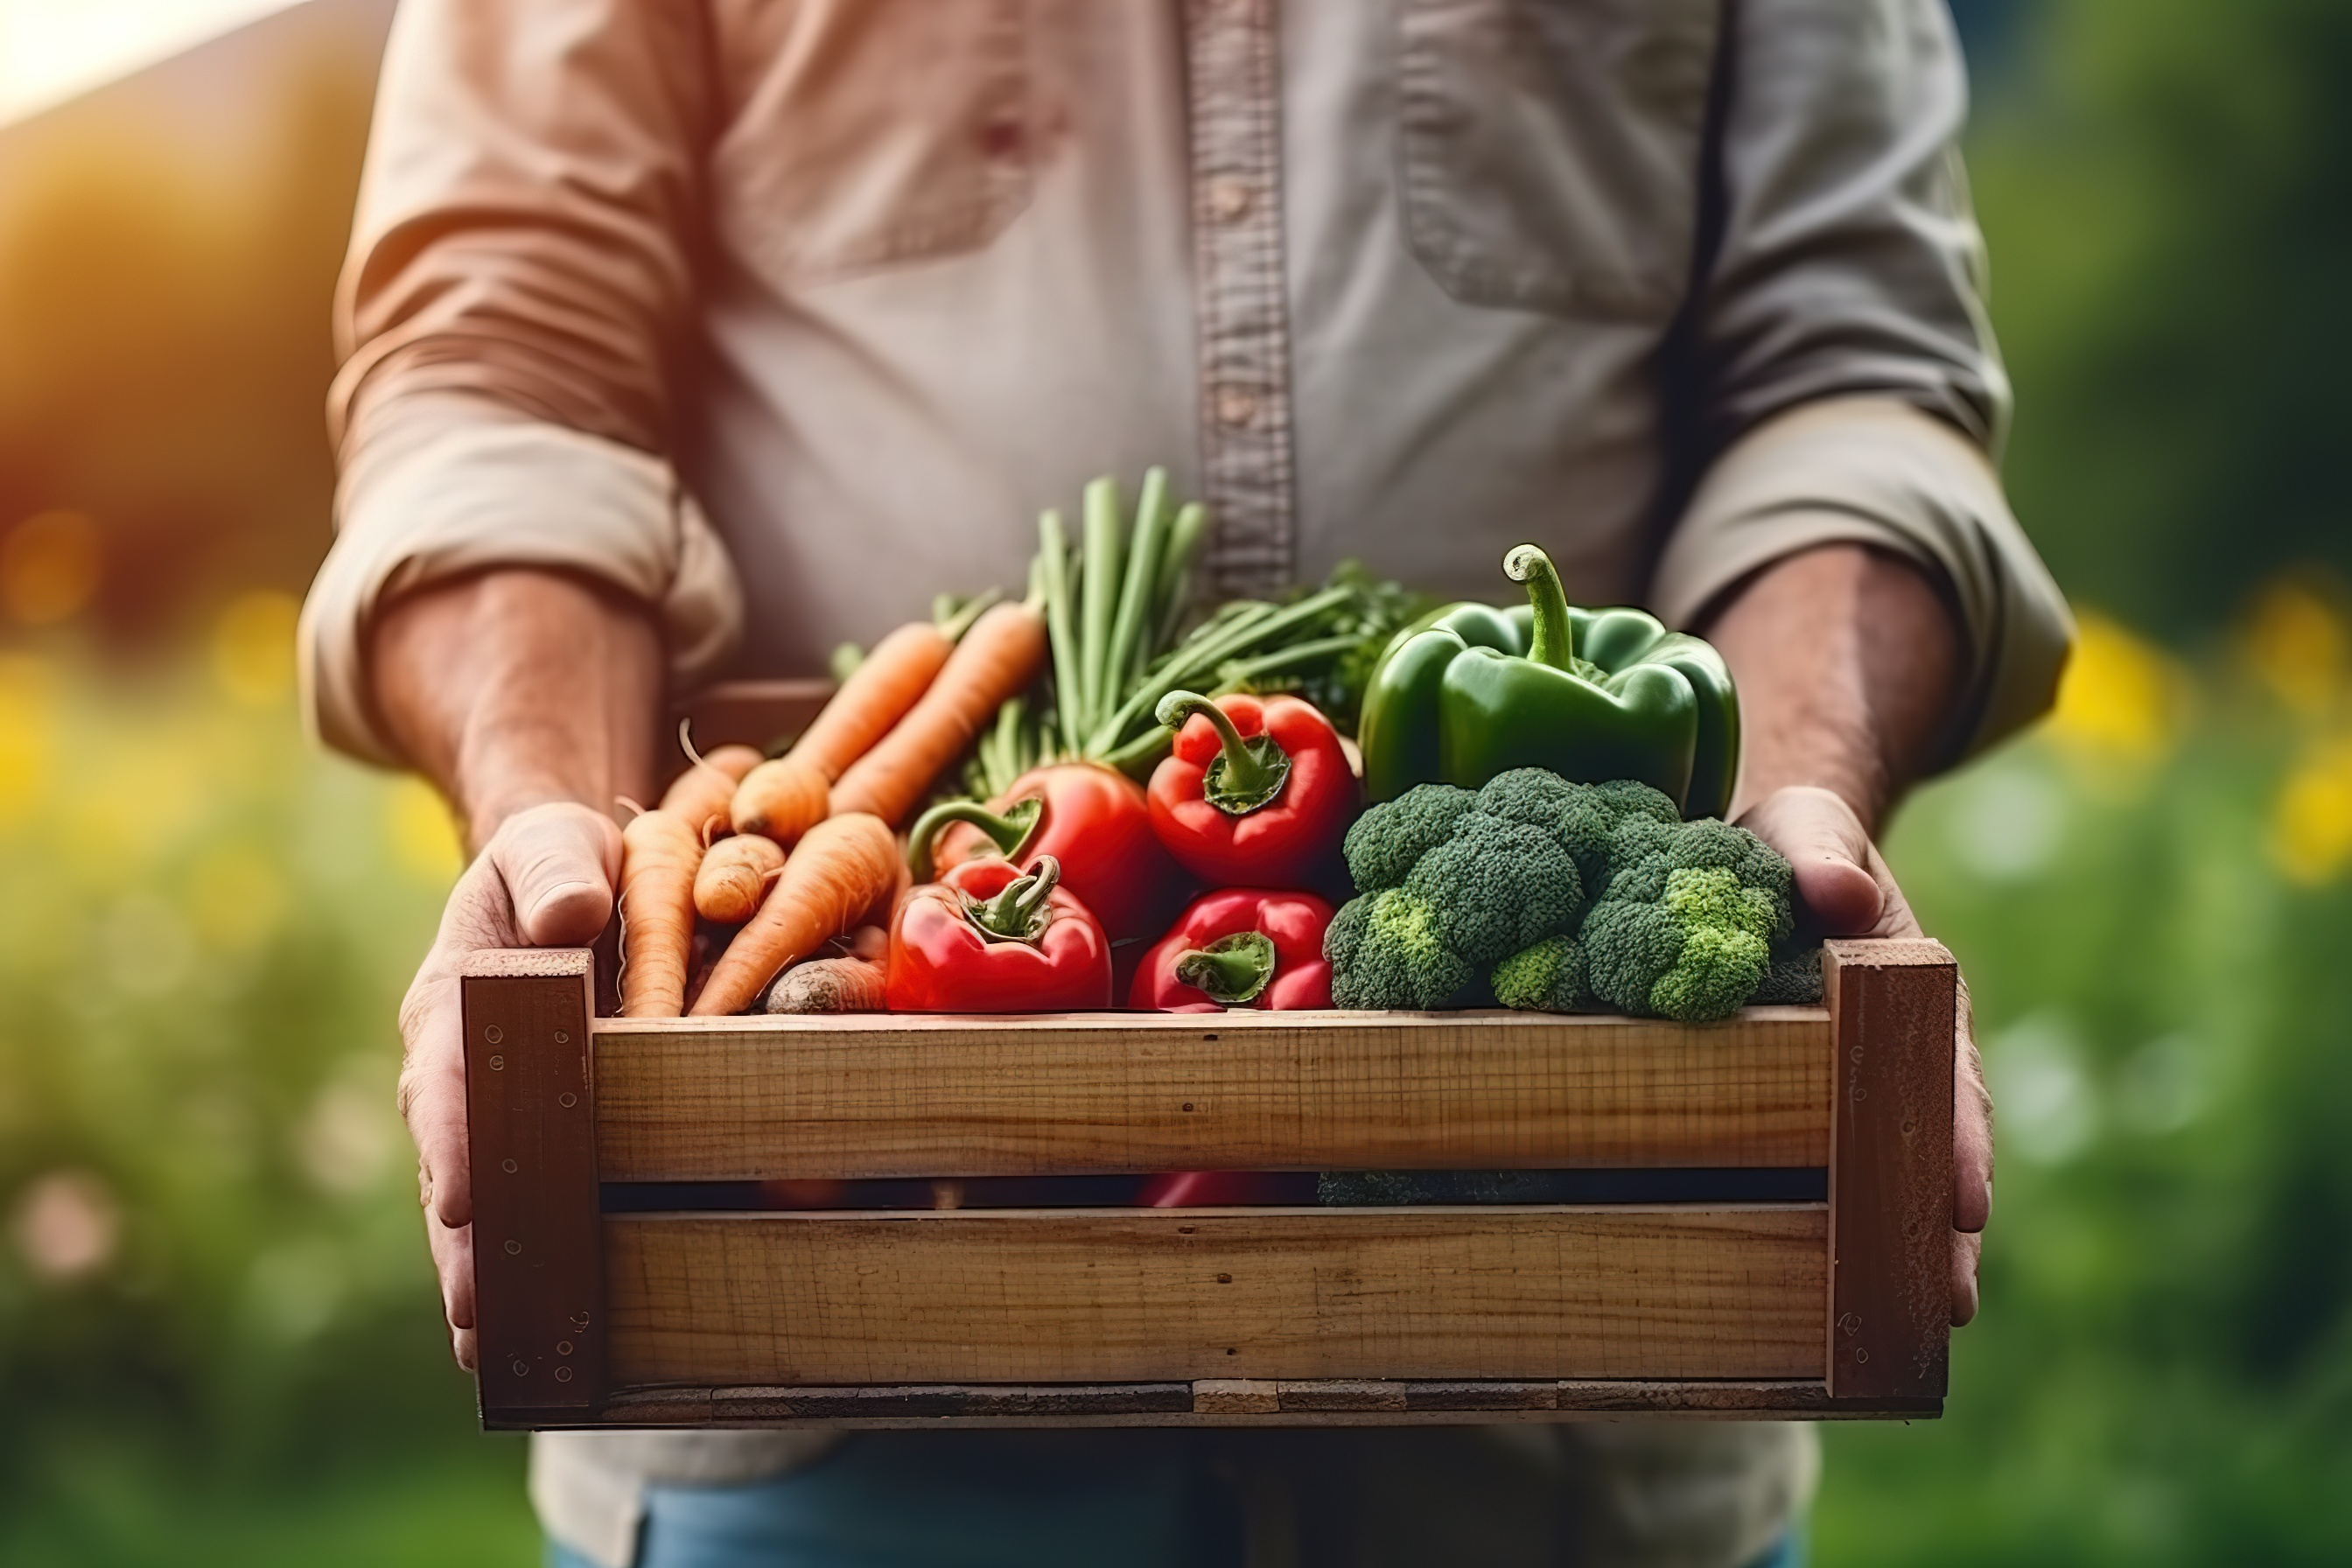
left=616, top=596, right=1047, bottom=1018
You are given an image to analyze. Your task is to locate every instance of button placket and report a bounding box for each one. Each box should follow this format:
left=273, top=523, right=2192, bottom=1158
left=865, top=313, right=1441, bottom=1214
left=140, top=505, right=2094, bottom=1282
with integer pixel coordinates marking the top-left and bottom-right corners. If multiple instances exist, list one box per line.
left=1186, top=0, right=1297, bottom=598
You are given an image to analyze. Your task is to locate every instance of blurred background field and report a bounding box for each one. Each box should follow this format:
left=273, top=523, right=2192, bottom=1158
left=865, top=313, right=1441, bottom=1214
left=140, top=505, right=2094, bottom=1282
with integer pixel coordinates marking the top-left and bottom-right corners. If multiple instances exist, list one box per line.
left=1, top=0, right=2348, bottom=1562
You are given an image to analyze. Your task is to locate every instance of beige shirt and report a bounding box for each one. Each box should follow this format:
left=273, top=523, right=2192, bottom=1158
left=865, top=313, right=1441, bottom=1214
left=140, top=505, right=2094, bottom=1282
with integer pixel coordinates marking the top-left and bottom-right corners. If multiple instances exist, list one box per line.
left=302, top=1, right=2068, bottom=1563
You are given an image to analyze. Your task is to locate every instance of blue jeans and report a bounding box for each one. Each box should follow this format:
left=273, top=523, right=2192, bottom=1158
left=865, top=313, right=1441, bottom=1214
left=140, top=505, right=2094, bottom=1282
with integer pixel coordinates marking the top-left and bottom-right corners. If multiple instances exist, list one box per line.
left=545, top=1429, right=1805, bottom=1568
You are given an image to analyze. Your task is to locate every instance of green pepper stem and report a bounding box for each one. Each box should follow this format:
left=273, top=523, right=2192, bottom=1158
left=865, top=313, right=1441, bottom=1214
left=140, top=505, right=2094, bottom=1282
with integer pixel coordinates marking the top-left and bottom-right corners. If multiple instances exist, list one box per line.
left=1154, top=690, right=1292, bottom=815
left=1173, top=931, right=1278, bottom=1005
left=964, top=856, right=1063, bottom=943
left=1503, top=544, right=1576, bottom=670
left=906, top=796, right=1043, bottom=882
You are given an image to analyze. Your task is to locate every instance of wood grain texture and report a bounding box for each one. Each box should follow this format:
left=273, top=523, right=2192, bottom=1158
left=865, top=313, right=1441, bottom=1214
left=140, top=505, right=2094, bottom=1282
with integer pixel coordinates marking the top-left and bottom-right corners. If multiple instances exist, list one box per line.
left=462, top=951, right=604, bottom=1421
left=603, top=1206, right=1829, bottom=1387
left=591, top=1008, right=1832, bottom=1181
left=1824, top=940, right=1956, bottom=1401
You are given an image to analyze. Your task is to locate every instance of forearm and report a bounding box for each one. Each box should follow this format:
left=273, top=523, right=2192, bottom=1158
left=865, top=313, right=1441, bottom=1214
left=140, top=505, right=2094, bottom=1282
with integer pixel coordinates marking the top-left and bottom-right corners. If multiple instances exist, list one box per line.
left=1704, top=544, right=1961, bottom=834
left=370, top=568, right=664, bottom=850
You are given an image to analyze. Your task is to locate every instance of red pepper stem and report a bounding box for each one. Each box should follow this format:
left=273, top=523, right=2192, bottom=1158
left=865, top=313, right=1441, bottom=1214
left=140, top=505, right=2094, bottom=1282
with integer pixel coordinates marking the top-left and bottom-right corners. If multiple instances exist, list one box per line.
left=965, top=855, right=1064, bottom=944
left=1173, top=930, right=1278, bottom=1005
left=906, top=796, right=1044, bottom=882
left=1154, top=691, right=1292, bottom=815
left=1503, top=543, right=1577, bottom=671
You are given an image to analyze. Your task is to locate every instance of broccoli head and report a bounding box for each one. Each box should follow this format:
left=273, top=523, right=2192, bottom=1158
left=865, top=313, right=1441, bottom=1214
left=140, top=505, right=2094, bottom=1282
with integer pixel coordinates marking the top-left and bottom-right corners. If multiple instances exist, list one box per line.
left=1491, top=935, right=1589, bottom=1012
left=1404, top=811, right=1584, bottom=962
left=1342, top=783, right=1478, bottom=892
left=1325, top=887, right=1475, bottom=1009
left=1580, top=816, right=1796, bottom=1022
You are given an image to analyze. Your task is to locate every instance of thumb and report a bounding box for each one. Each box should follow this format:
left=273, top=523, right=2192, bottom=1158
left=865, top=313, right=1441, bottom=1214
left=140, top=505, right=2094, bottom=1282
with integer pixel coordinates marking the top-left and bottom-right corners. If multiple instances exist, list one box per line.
left=487, top=802, right=624, bottom=947
left=1740, top=785, right=1883, bottom=936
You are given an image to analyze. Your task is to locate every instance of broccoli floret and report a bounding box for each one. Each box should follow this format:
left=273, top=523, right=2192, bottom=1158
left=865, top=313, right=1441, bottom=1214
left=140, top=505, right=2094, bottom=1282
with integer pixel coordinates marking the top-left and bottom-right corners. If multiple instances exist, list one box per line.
left=1490, top=935, right=1589, bottom=1012
left=1342, top=783, right=1478, bottom=892
left=1326, top=888, right=1474, bottom=1009
left=1403, top=812, right=1584, bottom=962
left=1579, top=817, right=1797, bottom=1022
left=1751, top=944, right=1825, bottom=1005
left=1555, top=778, right=1680, bottom=888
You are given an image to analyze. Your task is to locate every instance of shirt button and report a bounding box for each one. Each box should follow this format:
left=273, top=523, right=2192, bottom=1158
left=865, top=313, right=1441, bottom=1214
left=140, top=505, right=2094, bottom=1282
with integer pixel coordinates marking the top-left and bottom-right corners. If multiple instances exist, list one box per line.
left=1214, top=388, right=1260, bottom=428
left=1208, top=178, right=1254, bottom=223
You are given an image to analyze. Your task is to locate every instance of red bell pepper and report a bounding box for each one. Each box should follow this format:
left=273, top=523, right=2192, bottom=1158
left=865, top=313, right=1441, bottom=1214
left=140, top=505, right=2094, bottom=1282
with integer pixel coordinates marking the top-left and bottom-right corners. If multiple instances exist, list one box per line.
left=886, top=855, right=1112, bottom=1012
left=906, top=762, right=1186, bottom=943
left=1130, top=887, right=1336, bottom=1011
left=1131, top=886, right=1335, bottom=1208
left=1146, top=691, right=1356, bottom=889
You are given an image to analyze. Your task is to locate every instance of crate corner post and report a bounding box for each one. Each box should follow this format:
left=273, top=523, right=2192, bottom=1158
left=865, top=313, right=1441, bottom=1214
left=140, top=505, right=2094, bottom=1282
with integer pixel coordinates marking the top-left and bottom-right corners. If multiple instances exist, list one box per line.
left=1822, top=938, right=1957, bottom=1412
left=461, top=947, right=605, bottom=1428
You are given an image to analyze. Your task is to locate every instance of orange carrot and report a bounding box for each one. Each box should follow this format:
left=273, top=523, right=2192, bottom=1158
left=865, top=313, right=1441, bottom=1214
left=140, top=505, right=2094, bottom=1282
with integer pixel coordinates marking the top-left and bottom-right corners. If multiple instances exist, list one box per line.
left=788, top=620, right=956, bottom=783
left=660, top=733, right=763, bottom=841
left=618, top=806, right=702, bottom=1018
left=764, top=948, right=889, bottom=1013
left=829, top=603, right=1047, bottom=825
left=691, top=813, right=900, bottom=1016
left=694, top=832, right=787, bottom=923
left=730, top=755, right=830, bottom=847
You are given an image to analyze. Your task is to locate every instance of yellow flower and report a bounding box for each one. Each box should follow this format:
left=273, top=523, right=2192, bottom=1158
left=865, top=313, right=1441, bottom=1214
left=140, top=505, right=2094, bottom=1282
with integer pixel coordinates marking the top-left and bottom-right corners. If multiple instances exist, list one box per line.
left=211, top=590, right=300, bottom=708
left=2239, top=579, right=2347, bottom=719
left=384, top=776, right=464, bottom=885
left=0, top=654, right=56, bottom=827
left=2271, top=738, right=2352, bottom=885
left=2043, top=611, right=2182, bottom=769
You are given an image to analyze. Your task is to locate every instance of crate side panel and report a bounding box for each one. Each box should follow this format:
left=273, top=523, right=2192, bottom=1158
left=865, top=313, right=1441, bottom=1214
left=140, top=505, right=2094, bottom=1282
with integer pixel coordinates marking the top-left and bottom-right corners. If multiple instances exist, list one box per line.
left=1824, top=940, right=1956, bottom=1401
left=604, top=1206, right=1828, bottom=1386
left=464, top=960, right=603, bottom=1418
left=592, top=1010, right=1832, bottom=1181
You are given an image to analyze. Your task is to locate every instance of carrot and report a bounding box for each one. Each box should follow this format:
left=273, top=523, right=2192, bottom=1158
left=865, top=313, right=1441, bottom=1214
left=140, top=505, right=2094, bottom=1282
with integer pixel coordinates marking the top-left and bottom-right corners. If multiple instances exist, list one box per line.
left=690, top=812, right=900, bottom=1016
left=788, top=620, right=956, bottom=783
left=659, top=729, right=763, bottom=841
left=829, top=602, right=1048, bottom=825
left=617, top=806, right=703, bottom=1018
left=730, top=754, right=830, bottom=847
left=765, top=945, right=889, bottom=1014
left=694, top=832, right=787, bottom=923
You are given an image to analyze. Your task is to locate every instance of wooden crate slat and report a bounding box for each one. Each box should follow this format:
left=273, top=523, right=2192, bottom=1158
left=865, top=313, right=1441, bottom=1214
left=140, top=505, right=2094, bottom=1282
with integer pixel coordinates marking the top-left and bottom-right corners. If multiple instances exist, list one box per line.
left=532, top=1378, right=1940, bottom=1432
left=591, top=1008, right=1833, bottom=1182
left=462, top=949, right=604, bottom=1422
left=602, top=1205, right=1828, bottom=1388
left=1824, top=939, right=1956, bottom=1402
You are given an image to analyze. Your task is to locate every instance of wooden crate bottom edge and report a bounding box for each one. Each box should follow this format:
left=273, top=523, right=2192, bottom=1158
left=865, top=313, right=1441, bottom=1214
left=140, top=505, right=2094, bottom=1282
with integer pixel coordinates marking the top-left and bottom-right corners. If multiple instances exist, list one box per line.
left=487, top=1379, right=1942, bottom=1431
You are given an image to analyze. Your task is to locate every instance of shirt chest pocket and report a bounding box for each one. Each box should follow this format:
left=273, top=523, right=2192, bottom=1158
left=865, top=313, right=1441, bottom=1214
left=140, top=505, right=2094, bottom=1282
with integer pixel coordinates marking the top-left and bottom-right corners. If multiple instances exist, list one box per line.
left=710, top=0, right=1033, bottom=284
left=1397, top=0, right=1721, bottom=321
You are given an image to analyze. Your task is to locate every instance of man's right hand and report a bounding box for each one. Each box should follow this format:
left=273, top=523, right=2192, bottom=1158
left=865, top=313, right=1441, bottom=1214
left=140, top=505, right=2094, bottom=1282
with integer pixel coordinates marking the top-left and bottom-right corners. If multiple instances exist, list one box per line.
left=398, top=802, right=622, bottom=1370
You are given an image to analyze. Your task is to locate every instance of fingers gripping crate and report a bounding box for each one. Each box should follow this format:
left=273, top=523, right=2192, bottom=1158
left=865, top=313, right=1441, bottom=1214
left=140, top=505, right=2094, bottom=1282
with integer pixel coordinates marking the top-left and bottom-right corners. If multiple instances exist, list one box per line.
left=458, top=939, right=1956, bottom=1430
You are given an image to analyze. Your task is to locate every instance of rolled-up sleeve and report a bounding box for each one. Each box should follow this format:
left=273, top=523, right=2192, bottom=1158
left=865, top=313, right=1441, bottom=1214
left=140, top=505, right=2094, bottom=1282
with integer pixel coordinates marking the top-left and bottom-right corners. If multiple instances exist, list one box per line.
left=299, top=0, right=743, bottom=765
left=1656, top=0, right=2072, bottom=759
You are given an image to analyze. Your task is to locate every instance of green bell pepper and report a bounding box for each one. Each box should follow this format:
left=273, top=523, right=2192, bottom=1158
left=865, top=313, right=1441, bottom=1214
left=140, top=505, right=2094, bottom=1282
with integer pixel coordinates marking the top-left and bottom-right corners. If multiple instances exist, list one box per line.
left=1355, top=544, right=1740, bottom=817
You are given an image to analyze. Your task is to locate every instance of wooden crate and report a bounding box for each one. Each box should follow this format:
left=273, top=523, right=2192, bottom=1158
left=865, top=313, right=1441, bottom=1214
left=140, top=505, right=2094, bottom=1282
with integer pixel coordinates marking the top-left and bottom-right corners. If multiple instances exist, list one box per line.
left=458, top=939, right=1956, bottom=1431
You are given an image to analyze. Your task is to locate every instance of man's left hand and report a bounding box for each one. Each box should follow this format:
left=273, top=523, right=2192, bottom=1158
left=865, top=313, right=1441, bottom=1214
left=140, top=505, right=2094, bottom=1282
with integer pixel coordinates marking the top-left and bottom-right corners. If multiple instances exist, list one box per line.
left=1740, top=783, right=1991, bottom=1326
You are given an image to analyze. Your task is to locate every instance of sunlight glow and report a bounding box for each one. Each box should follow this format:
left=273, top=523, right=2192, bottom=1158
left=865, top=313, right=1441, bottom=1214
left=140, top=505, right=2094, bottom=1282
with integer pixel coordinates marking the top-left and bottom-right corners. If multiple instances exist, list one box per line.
left=0, top=0, right=304, bottom=125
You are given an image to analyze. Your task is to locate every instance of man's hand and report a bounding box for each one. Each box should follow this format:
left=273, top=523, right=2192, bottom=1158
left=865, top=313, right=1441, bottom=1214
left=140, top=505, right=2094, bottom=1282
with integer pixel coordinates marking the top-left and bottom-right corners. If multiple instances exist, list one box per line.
left=373, top=569, right=662, bottom=1368
left=1738, top=785, right=1992, bottom=1326
left=1704, top=544, right=1987, bottom=1326
left=397, top=803, right=620, bottom=1368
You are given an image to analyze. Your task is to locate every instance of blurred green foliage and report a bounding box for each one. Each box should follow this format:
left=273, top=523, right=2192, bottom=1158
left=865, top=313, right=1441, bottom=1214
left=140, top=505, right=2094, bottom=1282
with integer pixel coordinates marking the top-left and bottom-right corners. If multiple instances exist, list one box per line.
left=1, top=0, right=2349, bottom=1561
left=0, top=632, right=535, bottom=1561
left=1970, top=0, right=2352, bottom=635
left=1817, top=602, right=2352, bottom=1564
